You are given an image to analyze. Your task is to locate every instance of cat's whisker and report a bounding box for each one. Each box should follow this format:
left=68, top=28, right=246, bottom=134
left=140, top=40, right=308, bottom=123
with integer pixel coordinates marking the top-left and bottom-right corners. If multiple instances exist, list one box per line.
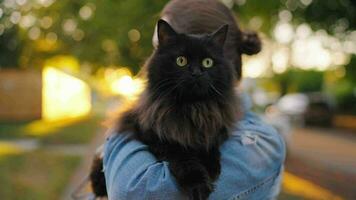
left=152, top=78, right=178, bottom=88
left=208, top=83, right=226, bottom=100
left=150, top=78, right=181, bottom=97
left=172, top=79, right=187, bottom=101
left=152, top=78, right=186, bottom=101
left=162, top=79, right=186, bottom=100
left=152, top=81, right=180, bottom=100
left=213, top=79, right=230, bottom=87
left=151, top=81, right=175, bottom=94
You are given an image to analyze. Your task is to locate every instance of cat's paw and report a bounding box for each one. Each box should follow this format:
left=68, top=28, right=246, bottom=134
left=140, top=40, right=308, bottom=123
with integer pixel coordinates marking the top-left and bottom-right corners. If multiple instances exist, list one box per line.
left=206, top=161, right=221, bottom=181
left=186, top=181, right=214, bottom=200
left=169, top=160, right=215, bottom=199
left=180, top=164, right=214, bottom=200
left=171, top=160, right=210, bottom=186
left=199, top=149, right=221, bottom=181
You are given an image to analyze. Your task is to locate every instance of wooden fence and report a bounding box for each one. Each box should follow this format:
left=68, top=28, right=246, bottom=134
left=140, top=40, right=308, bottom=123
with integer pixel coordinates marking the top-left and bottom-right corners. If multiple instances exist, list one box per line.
left=0, top=69, right=42, bottom=121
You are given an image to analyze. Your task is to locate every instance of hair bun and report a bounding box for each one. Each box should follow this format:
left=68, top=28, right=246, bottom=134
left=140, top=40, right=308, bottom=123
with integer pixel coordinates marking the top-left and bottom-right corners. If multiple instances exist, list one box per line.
left=240, top=31, right=261, bottom=55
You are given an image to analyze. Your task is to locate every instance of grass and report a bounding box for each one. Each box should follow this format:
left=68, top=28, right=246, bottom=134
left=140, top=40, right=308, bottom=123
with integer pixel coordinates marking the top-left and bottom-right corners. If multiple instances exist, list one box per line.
left=41, top=115, right=103, bottom=144
left=0, top=150, right=81, bottom=200
left=0, top=102, right=107, bottom=199
left=0, top=121, right=30, bottom=139
left=0, top=114, right=103, bottom=144
left=0, top=114, right=103, bottom=199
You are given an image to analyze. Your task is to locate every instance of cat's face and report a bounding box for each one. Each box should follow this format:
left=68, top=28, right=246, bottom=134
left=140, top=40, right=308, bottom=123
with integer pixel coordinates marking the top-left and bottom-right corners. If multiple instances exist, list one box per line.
left=147, top=20, right=235, bottom=102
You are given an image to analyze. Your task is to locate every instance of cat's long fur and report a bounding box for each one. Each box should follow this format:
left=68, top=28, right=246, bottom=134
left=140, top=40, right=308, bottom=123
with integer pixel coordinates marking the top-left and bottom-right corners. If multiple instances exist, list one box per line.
left=90, top=20, right=240, bottom=200
left=121, top=89, right=239, bottom=149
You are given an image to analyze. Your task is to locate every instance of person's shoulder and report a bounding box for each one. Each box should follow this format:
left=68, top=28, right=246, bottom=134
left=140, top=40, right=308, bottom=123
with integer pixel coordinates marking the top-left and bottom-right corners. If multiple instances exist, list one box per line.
left=225, top=110, right=286, bottom=168
left=211, top=111, right=286, bottom=199
left=103, top=130, right=185, bottom=200
left=233, top=111, right=286, bottom=162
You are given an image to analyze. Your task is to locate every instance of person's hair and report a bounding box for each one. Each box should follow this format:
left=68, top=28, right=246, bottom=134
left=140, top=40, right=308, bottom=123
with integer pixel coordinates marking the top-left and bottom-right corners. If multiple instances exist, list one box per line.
left=153, top=0, right=261, bottom=79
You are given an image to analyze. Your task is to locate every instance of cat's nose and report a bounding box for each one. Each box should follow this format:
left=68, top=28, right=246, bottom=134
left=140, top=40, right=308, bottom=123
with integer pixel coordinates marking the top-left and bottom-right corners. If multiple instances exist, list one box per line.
left=191, top=69, right=203, bottom=77
left=192, top=72, right=203, bottom=77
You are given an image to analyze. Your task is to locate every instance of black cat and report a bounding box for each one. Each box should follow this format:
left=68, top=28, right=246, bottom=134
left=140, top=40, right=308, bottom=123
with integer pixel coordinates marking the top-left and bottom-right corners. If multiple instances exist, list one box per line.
left=90, top=19, right=240, bottom=200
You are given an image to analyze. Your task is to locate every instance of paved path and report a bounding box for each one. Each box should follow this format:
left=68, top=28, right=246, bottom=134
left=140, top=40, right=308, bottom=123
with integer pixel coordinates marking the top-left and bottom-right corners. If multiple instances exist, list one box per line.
left=0, top=139, right=39, bottom=153
left=60, top=129, right=107, bottom=200
left=286, top=127, right=356, bottom=199
left=0, top=139, right=88, bottom=156
left=289, top=127, right=356, bottom=174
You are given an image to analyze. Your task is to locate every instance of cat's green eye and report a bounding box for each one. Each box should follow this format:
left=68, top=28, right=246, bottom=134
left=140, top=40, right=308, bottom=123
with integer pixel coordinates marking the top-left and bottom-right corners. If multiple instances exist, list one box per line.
left=176, top=56, right=188, bottom=67
left=202, top=58, right=214, bottom=68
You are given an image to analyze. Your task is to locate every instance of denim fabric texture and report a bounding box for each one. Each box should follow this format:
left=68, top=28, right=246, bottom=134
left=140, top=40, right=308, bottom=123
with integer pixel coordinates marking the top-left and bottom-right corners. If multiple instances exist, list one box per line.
left=103, top=94, right=286, bottom=200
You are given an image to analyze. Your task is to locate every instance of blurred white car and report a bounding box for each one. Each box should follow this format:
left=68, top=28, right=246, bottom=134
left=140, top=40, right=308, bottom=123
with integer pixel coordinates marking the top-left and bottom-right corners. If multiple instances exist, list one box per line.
left=272, top=92, right=335, bottom=127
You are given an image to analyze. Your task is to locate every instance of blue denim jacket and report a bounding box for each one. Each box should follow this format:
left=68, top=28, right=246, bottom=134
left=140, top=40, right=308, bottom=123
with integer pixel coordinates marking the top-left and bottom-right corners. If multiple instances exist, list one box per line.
left=103, top=94, right=286, bottom=200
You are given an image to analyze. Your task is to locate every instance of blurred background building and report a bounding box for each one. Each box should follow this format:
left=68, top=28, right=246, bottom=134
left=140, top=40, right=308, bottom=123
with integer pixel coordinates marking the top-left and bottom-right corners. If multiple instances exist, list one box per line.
left=0, top=0, right=355, bottom=199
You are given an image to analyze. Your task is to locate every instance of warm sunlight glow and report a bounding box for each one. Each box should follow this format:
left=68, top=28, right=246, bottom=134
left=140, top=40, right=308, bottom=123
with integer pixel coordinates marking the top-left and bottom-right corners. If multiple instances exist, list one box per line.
left=0, top=142, right=23, bottom=156
left=242, top=46, right=271, bottom=78
left=274, top=22, right=294, bottom=44
left=272, top=47, right=289, bottom=73
left=25, top=117, right=86, bottom=136
left=44, top=55, right=80, bottom=73
left=102, top=67, right=145, bottom=99
left=271, top=20, right=352, bottom=73
left=42, top=67, right=91, bottom=121
left=243, top=58, right=266, bottom=78
left=111, top=75, right=144, bottom=98
left=283, top=172, right=343, bottom=200
left=291, top=36, right=332, bottom=70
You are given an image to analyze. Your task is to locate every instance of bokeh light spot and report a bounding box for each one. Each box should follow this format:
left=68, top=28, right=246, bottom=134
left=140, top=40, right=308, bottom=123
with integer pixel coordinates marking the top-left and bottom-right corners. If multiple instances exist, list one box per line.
left=128, top=29, right=141, bottom=42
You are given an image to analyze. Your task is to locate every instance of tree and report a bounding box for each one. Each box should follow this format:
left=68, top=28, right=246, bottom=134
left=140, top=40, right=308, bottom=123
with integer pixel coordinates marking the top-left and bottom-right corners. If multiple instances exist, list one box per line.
left=0, top=0, right=355, bottom=72
left=0, top=0, right=167, bottom=71
left=0, top=27, right=21, bottom=68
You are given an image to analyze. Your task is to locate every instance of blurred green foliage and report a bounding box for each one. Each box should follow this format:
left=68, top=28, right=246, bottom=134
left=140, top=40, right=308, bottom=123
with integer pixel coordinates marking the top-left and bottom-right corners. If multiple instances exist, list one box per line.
left=334, top=79, right=355, bottom=114
left=0, top=0, right=355, bottom=113
left=291, top=0, right=356, bottom=33
left=0, top=27, right=21, bottom=67
left=1, top=0, right=355, bottom=70
left=333, top=55, right=356, bottom=114
left=344, top=55, right=356, bottom=84
left=233, top=0, right=280, bottom=33
left=1, top=0, right=167, bottom=72
left=274, top=68, right=324, bottom=95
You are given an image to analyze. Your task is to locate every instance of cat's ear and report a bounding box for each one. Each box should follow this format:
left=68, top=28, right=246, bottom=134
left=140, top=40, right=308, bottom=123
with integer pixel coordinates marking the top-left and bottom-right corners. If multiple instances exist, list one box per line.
left=211, top=24, right=228, bottom=47
left=157, top=19, right=177, bottom=46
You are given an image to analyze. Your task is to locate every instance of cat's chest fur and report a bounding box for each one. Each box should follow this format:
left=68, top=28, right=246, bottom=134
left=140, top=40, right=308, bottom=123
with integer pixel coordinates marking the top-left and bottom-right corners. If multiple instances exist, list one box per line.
left=131, top=95, right=239, bottom=149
